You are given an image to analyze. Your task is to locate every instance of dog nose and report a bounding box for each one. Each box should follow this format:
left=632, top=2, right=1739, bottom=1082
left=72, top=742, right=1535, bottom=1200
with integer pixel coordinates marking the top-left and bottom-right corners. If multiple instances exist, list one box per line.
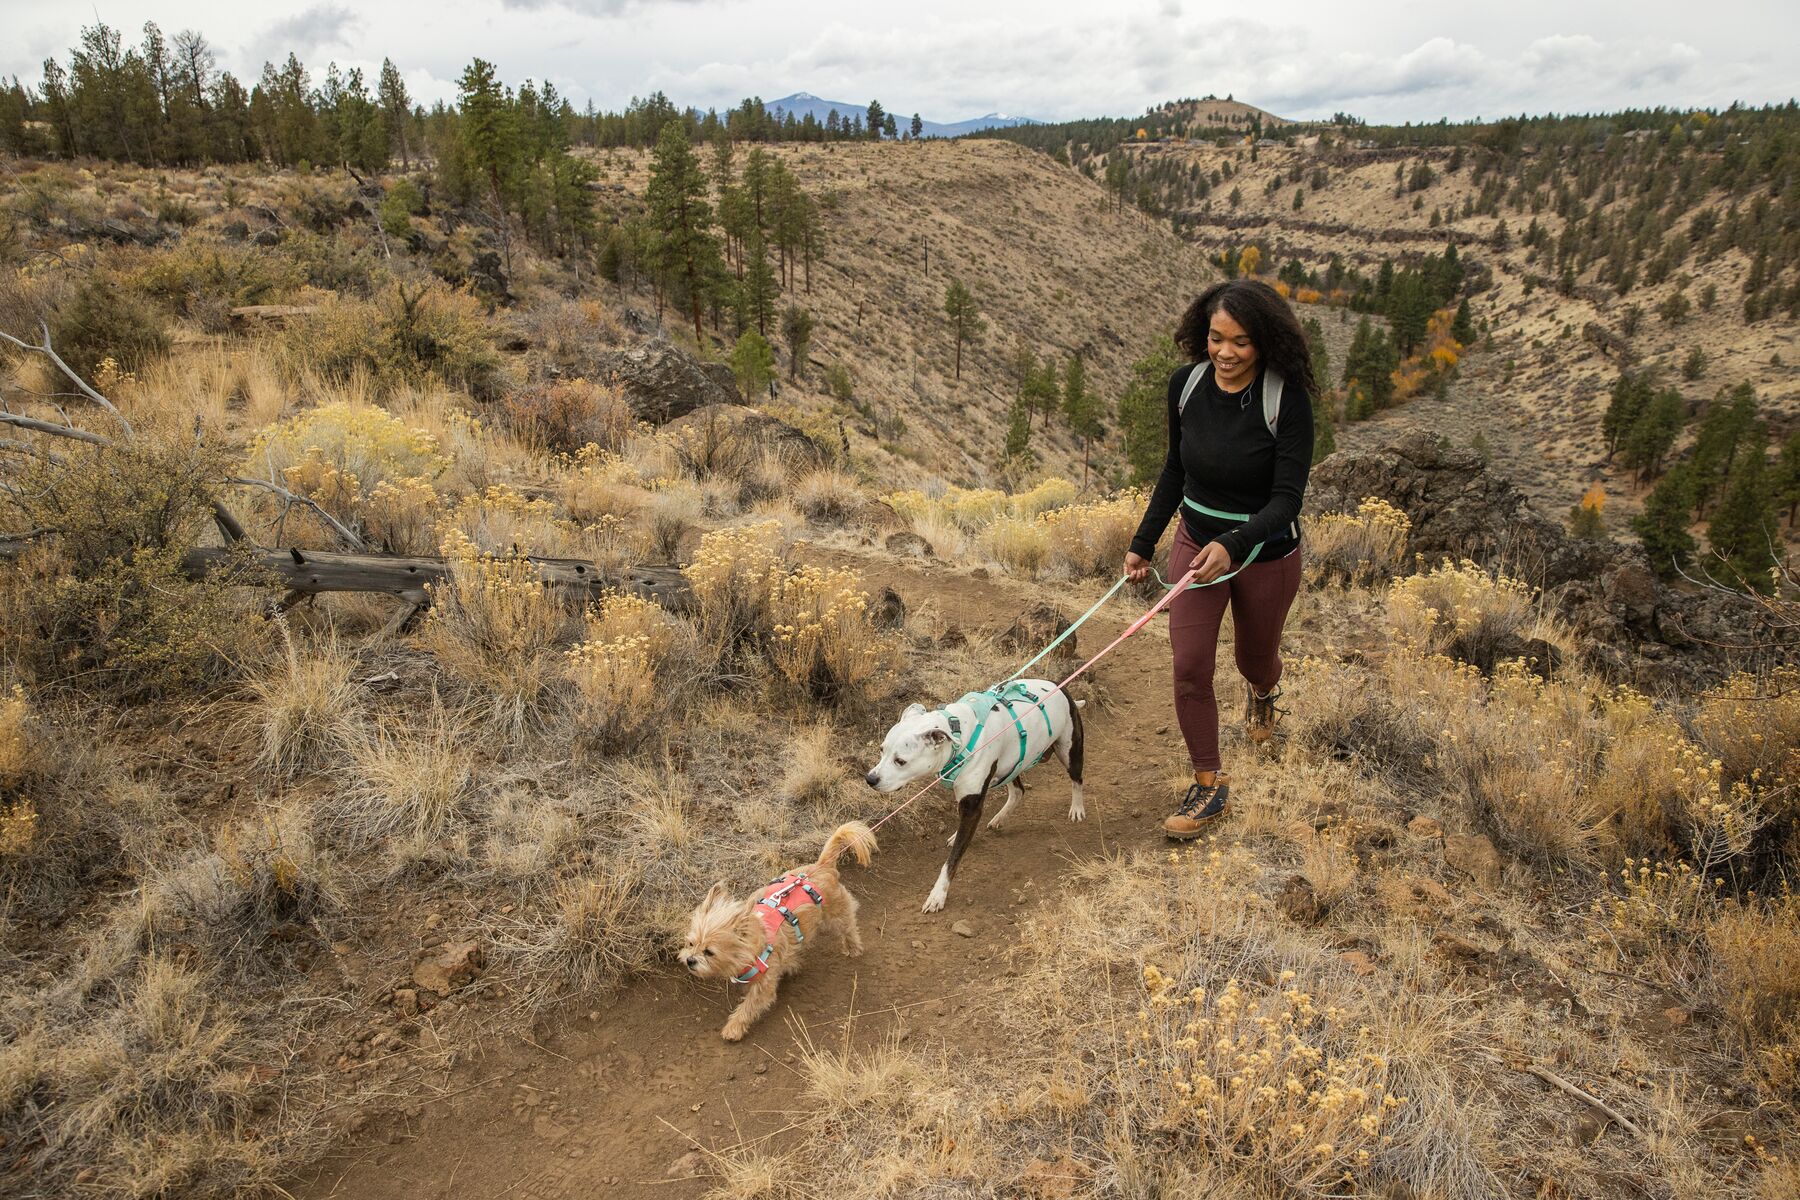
left=864, top=770, right=879, bottom=788
left=685, top=957, right=697, bottom=969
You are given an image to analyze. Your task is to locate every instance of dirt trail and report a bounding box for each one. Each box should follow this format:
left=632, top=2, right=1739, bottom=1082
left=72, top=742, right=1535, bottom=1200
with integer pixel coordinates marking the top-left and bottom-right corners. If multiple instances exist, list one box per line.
left=296, top=548, right=1218, bottom=1200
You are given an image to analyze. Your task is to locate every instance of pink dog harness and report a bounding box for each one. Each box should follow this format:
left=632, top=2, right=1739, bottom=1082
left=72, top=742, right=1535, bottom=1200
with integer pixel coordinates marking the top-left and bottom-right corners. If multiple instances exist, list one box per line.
left=732, top=872, right=825, bottom=983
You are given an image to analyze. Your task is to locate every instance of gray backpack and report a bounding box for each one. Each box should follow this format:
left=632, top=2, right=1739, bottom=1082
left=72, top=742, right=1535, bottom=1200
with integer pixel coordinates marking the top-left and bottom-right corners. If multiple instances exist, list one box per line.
left=1177, top=362, right=1285, bottom=436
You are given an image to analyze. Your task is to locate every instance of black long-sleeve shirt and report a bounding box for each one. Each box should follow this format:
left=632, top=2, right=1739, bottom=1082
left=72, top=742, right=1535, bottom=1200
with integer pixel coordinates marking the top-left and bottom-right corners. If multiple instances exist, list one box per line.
left=1128, top=362, right=1315, bottom=564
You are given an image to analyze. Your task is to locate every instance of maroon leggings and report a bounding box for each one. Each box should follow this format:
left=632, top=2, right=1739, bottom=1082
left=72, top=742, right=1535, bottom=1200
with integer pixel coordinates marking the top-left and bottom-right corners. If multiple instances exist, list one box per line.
left=1167, top=520, right=1303, bottom=773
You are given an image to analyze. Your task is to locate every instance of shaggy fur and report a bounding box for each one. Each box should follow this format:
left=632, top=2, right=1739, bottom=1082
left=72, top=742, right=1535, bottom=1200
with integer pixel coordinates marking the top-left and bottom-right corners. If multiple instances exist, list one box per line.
left=677, top=821, right=877, bottom=1041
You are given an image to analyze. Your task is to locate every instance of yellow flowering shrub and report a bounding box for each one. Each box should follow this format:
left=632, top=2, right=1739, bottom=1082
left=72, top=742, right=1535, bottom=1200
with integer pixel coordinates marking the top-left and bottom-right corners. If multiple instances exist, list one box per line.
left=558, top=443, right=653, bottom=526
left=976, top=516, right=1051, bottom=577
left=1707, top=886, right=1800, bottom=1097
left=1303, top=497, right=1412, bottom=587
left=1131, top=967, right=1407, bottom=1194
left=244, top=402, right=450, bottom=551
left=1040, top=489, right=1145, bottom=577
left=767, top=565, right=895, bottom=705
left=683, top=520, right=787, bottom=647
left=564, top=589, right=694, bottom=748
left=1386, top=558, right=1537, bottom=658
left=437, top=484, right=575, bottom=558
left=1693, top=667, right=1800, bottom=824
left=419, top=530, right=570, bottom=730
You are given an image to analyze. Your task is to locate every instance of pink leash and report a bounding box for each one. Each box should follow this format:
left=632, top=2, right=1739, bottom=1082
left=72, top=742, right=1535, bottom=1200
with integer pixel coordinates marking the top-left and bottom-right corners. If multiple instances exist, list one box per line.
left=868, top=567, right=1197, bottom=833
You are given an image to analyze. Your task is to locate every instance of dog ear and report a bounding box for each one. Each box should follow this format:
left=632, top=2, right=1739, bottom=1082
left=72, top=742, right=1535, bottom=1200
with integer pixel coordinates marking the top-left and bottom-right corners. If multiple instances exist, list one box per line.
left=924, top=727, right=951, bottom=745
left=703, top=880, right=729, bottom=906
left=903, top=702, right=927, bottom=719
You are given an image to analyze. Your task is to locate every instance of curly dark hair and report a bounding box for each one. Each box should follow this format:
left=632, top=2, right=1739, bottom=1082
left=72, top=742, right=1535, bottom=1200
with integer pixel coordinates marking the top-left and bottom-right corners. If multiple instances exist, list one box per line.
left=1173, top=279, right=1318, bottom=397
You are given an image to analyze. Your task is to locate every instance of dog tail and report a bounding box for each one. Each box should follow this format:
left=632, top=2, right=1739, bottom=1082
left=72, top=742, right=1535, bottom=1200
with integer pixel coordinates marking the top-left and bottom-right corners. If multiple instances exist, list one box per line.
left=816, top=821, right=877, bottom=870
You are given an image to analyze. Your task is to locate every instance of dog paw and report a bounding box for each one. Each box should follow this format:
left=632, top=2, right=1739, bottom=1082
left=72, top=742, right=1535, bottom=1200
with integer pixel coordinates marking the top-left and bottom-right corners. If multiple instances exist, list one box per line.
left=945, top=832, right=958, bottom=847
left=843, top=945, right=863, bottom=958
left=1068, top=805, right=1086, bottom=822
left=921, top=891, right=947, bottom=913
left=985, top=817, right=1005, bottom=831
left=721, top=1022, right=747, bottom=1042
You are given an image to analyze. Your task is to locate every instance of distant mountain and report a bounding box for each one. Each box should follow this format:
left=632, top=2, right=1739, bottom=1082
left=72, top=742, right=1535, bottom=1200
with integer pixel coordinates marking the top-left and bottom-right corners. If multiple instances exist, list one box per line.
left=763, top=92, right=1041, bottom=138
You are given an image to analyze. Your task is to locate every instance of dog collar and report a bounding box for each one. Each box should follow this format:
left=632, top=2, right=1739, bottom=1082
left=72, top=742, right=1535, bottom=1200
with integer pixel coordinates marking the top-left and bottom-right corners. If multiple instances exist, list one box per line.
left=731, top=872, right=825, bottom=983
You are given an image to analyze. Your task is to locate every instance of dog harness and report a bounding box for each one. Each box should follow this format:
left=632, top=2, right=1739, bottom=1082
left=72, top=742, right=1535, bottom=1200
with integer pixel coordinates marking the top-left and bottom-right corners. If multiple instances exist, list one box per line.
left=731, top=871, right=826, bottom=983
left=940, top=682, right=1058, bottom=790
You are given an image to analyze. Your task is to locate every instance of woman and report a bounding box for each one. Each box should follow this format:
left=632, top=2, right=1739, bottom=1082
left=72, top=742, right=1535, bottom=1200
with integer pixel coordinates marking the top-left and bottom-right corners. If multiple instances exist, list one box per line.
left=1123, top=279, right=1316, bottom=840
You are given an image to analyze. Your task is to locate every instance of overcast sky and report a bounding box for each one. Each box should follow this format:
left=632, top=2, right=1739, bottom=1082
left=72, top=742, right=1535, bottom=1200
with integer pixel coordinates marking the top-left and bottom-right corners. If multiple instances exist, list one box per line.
left=6, top=1, right=1796, bottom=126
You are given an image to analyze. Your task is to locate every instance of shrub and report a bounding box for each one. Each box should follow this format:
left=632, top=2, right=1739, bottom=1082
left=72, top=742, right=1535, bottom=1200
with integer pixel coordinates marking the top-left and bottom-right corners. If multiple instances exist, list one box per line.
left=1041, top=489, right=1145, bottom=577
left=125, top=241, right=304, bottom=330
left=1303, top=497, right=1412, bottom=587
left=556, top=444, right=653, bottom=528
left=978, top=516, right=1051, bottom=577
left=436, top=484, right=575, bottom=557
left=502, top=379, right=634, bottom=454
left=766, top=564, right=896, bottom=706
left=418, top=531, right=572, bottom=731
left=791, top=467, right=862, bottom=525
left=338, top=700, right=476, bottom=856
left=49, top=273, right=169, bottom=380
left=683, top=521, right=786, bottom=652
left=0, top=687, right=37, bottom=860
left=281, top=282, right=505, bottom=400
left=1708, top=888, right=1800, bottom=1097
left=1387, top=559, right=1540, bottom=664
left=243, top=401, right=450, bottom=552
left=0, top=433, right=263, bottom=698
left=564, top=590, right=694, bottom=751
left=1130, top=967, right=1409, bottom=1194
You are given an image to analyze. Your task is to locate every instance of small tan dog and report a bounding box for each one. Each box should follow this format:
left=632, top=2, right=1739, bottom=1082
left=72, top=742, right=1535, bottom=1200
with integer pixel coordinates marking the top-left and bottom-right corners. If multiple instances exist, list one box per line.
left=678, top=821, right=876, bottom=1041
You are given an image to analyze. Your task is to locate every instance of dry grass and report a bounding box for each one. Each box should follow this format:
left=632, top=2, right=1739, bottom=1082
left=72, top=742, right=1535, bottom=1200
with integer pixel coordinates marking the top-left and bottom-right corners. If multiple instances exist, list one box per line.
left=240, top=622, right=360, bottom=778
left=1302, top=496, right=1412, bottom=587
left=337, top=698, right=476, bottom=858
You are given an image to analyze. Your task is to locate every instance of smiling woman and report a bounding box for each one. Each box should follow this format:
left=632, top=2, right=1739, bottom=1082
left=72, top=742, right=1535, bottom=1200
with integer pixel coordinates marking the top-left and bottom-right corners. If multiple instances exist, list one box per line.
left=1122, top=279, right=1317, bottom=839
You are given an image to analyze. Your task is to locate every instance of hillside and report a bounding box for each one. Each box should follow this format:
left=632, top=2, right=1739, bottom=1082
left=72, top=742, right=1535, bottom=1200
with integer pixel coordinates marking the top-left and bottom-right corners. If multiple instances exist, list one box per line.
left=593, top=136, right=1216, bottom=491
left=1104, top=127, right=1800, bottom=541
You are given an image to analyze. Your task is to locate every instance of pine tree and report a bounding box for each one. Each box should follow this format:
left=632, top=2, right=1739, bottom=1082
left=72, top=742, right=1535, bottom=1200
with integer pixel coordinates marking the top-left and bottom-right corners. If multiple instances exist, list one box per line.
left=1063, top=354, right=1099, bottom=441
left=1706, top=428, right=1778, bottom=592
left=1690, top=383, right=1758, bottom=517
left=645, top=121, right=722, bottom=342
left=1601, top=372, right=1653, bottom=461
left=730, top=329, right=775, bottom=398
left=378, top=58, right=412, bottom=168
left=1633, top=464, right=1698, bottom=577
left=781, top=304, right=814, bottom=381
left=1120, top=336, right=1184, bottom=483
left=736, top=232, right=778, bottom=336
left=1450, top=297, right=1476, bottom=345
left=1619, top=386, right=1685, bottom=482
left=910, top=113, right=923, bottom=139
left=1004, top=397, right=1034, bottom=462
left=1775, top=431, right=1800, bottom=527
left=458, top=58, right=516, bottom=272
left=866, top=100, right=885, bottom=140
left=943, top=278, right=985, bottom=380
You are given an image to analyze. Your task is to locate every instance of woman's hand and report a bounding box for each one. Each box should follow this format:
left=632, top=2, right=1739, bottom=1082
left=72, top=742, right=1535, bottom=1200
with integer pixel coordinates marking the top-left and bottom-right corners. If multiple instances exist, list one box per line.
left=1124, top=551, right=1150, bottom=583
left=1191, top=541, right=1233, bottom=585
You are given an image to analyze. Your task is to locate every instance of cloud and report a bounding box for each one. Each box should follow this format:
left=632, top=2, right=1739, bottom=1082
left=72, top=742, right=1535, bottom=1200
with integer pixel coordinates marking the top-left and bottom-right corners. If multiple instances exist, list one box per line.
left=249, top=5, right=359, bottom=68
left=497, top=0, right=703, bottom=13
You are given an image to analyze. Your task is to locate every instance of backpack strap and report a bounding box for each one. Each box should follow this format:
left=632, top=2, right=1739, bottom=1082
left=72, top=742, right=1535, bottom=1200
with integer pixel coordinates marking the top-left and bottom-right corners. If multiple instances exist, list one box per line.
left=1177, top=361, right=1284, bottom=438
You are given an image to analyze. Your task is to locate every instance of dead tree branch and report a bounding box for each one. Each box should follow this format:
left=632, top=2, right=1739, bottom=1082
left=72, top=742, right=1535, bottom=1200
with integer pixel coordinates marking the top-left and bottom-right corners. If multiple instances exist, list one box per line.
left=0, top=322, right=134, bottom=437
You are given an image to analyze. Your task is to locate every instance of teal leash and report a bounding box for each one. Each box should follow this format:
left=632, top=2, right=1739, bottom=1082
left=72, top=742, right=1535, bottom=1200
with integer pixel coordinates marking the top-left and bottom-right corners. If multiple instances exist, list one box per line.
left=996, top=573, right=1129, bottom=685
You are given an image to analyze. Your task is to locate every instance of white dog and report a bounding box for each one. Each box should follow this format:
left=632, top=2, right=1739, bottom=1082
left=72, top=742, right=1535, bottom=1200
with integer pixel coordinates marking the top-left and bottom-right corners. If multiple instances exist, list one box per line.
left=865, top=680, right=1086, bottom=913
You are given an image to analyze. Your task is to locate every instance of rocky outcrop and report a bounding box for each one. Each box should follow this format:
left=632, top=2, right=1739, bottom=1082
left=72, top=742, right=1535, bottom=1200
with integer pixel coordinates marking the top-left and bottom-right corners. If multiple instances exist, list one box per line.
left=1307, top=432, right=1786, bottom=686
left=596, top=341, right=742, bottom=425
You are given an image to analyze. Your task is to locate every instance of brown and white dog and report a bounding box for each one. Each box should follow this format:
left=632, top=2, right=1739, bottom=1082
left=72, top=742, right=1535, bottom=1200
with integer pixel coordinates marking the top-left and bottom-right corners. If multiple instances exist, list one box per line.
left=678, top=821, right=876, bottom=1041
left=864, top=681, right=1085, bottom=913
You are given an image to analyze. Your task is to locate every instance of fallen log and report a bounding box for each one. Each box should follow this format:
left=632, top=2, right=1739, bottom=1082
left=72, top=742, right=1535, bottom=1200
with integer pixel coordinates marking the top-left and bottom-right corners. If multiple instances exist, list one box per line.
left=181, top=545, right=692, bottom=611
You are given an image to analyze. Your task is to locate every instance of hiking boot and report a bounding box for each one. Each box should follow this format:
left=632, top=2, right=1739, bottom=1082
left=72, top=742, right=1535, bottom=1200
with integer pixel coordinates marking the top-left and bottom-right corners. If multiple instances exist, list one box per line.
left=1246, top=683, right=1285, bottom=745
left=1163, top=772, right=1231, bottom=840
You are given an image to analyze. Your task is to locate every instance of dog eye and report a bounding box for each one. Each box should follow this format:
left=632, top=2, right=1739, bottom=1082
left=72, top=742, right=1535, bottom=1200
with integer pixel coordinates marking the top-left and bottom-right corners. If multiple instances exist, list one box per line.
left=894, top=757, right=907, bottom=767
left=704, top=948, right=714, bottom=956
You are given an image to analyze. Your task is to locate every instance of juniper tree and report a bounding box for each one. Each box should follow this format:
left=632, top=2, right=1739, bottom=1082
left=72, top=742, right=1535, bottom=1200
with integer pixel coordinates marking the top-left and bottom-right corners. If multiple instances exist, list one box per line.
left=1601, top=372, right=1653, bottom=461
left=1619, top=385, right=1685, bottom=482
left=1451, top=297, right=1476, bottom=345
left=1772, top=431, right=1800, bottom=527
left=1690, top=383, right=1758, bottom=518
left=866, top=100, right=885, bottom=140
left=730, top=329, right=774, bottom=398
left=646, top=121, right=722, bottom=342
left=377, top=57, right=412, bottom=168
left=1120, top=336, right=1184, bottom=483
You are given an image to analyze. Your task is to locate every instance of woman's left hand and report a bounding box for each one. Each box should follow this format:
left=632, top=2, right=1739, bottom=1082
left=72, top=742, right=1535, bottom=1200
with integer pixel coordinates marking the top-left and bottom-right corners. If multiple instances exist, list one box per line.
left=1192, top=541, right=1233, bottom=584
